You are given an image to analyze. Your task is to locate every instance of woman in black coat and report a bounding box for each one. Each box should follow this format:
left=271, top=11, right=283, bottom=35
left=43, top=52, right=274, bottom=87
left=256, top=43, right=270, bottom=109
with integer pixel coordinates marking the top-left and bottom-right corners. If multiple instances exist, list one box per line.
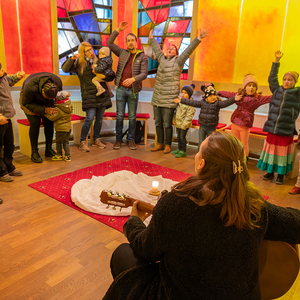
left=62, top=42, right=115, bottom=152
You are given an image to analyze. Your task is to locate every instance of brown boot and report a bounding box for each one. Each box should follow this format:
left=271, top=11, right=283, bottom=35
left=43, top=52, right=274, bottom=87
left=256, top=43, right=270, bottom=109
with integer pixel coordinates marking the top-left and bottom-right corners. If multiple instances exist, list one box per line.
left=151, top=143, right=164, bottom=152
left=164, top=145, right=171, bottom=154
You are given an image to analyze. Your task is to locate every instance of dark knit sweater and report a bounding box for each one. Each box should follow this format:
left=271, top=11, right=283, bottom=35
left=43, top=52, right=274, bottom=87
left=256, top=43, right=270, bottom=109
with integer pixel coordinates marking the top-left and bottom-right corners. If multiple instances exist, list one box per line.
left=103, top=192, right=300, bottom=300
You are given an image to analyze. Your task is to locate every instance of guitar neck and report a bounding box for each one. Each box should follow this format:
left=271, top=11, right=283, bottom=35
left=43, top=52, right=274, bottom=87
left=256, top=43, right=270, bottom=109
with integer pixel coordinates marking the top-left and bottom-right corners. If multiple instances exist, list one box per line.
left=136, top=201, right=154, bottom=214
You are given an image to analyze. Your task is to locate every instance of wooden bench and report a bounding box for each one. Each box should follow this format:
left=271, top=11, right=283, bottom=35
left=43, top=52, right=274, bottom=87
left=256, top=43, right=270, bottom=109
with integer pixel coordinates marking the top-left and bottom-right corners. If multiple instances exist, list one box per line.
left=155, top=121, right=227, bottom=146
left=17, top=114, right=86, bottom=158
left=101, top=112, right=150, bottom=145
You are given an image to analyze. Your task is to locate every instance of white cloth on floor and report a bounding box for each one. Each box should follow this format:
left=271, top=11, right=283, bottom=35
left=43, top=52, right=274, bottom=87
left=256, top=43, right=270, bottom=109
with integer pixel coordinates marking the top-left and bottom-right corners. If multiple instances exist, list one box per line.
left=71, top=170, right=178, bottom=216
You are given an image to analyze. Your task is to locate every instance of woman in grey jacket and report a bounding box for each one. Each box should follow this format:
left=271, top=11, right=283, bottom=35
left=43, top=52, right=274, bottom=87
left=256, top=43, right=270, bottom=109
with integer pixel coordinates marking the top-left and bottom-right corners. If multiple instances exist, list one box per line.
left=149, top=28, right=209, bottom=153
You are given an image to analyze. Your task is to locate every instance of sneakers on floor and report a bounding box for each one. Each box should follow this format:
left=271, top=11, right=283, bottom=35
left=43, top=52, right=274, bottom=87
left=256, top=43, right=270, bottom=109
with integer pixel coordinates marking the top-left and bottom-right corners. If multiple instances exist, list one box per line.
left=52, top=155, right=64, bottom=161
left=127, top=140, right=137, bottom=150
left=92, top=138, right=106, bottom=149
left=164, top=145, right=171, bottom=154
left=8, top=170, right=23, bottom=176
left=0, top=174, right=14, bottom=182
left=113, top=140, right=122, bottom=150
left=263, top=172, right=274, bottom=181
left=175, top=150, right=187, bottom=158
left=151, top=143, right=164, bottom=152
left=289, top=186, right=300, bottom=194
left=276, top=174, right=284, bottom=185
left=171, top=149, right=180, bottom=155
left=79, top=141, right=90, bottom=152
left=64, top=156, right=71, bottom=162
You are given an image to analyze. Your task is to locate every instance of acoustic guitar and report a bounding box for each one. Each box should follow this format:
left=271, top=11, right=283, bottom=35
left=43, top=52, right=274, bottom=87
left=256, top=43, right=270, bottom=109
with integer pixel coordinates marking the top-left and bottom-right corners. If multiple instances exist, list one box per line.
left=100, top=190, right=299, bottom=300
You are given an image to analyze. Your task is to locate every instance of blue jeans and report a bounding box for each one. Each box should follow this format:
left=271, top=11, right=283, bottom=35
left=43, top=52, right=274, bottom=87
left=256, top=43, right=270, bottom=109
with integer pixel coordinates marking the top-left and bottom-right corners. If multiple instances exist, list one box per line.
left=80, top=107, right=106, bottom=142
left=198, top=124, right=216, bottom=150
left=116, top=86, right=138, bottom=141
left=177, top=128, right=188, bottom=152
left=153, top=106, right=176, bottom=145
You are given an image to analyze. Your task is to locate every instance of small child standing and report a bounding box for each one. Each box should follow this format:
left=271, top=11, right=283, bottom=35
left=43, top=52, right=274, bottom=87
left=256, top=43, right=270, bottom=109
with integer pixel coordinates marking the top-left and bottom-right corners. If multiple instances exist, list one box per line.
left=172, top=84, right=196, bottom=158
left=218, top=74, right=272, bottom=160
left=45, top=91, right=73, bottom=162
left=174, top=83, right=241, bottom=150
left=257, top=51, right=300, bottom=185
left=0, top=63, right=25, bottom=182
left=92, top=47, right=115, bottom=97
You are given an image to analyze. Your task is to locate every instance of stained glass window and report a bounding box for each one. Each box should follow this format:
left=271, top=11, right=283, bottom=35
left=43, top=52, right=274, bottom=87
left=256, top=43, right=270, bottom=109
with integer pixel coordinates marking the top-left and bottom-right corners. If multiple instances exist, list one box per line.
left=57, top=0, right=112, bottom=75
left=138, top=0, right=194, bottom=77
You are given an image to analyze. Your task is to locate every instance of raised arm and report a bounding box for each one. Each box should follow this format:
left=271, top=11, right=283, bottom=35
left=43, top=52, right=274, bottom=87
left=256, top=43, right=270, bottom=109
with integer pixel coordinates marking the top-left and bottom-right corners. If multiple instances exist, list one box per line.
left=61, top=55, right=79, bottom=74
left=180, top=97, right=203, bottom=108
left=218, top=96, right=237, bottom=108
left=149, top=29, right=165, bottom=63
left=268, top=51, right=283, bottom=93
left=176, top=28, right=208, bottom=67
left=218, top=91, right=236, bottom=98
left=7, top=71, right=25, bottom=87
left=107, top=21, right=128, bottom=57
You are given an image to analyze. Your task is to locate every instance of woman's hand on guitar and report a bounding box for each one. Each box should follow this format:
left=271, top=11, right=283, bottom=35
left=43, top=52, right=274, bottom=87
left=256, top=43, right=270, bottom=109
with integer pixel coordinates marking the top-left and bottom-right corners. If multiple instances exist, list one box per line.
left=131, top=200, right=151, bottom=222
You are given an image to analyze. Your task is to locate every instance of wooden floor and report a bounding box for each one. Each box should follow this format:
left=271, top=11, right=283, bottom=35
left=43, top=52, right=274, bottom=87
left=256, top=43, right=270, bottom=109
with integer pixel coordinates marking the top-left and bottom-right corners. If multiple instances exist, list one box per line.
left=1, top=137, right=300, bottom=300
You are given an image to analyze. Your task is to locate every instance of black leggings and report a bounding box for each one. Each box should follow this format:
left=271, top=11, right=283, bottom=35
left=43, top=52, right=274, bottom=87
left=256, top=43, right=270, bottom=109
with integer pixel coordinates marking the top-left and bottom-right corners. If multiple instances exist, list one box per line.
left=110, top=243, right=148, bottom=279
left=26, top=114, right=54, bottom=147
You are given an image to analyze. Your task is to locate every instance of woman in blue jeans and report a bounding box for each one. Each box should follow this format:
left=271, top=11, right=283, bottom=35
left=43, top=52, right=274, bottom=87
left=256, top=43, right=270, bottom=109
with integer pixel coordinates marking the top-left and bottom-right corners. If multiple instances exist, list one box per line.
left=149, top=28, right=208, bottom=153
left=62, top=42, right=115, bottom=152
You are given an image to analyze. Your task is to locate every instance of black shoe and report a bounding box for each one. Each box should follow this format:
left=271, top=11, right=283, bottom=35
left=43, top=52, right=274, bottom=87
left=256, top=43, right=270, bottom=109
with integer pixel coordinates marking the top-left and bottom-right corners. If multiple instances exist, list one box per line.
left=45, top=148, right=56, bottom=157
left=31, top=151, right=43, bottom=163
left=0, top=198, right=3, bottom=204
left=263, top=172, right=274, bottom=181
left=276, top=174, right=284, bottom=185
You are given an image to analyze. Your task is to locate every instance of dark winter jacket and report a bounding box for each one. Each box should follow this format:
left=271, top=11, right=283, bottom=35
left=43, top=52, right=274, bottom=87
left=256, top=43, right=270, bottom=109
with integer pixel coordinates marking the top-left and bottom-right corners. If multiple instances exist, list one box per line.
left=263, top=63, right=300, bottom=136
left=94, top=56, right=115, bottom=77
left=181, top=96, right=236, bottom=127
left=20, top=72, right=62, bottom=115
left=62, top=58, right=114, bottom=111
left=218, top=91, right=271, bottom=128
left=0, top=73, right=21, bottom=118
left=150, top=37, right=201, bottom=108
left=107, top=30, right=149, bottom=94
left=103, top=193, right=300, bottom=300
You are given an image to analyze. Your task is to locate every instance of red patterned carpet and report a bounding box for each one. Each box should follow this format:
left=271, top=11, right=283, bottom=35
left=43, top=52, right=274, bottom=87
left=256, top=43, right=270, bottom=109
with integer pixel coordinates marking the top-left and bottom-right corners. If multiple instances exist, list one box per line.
left=29, top=156, right=192, bottom=232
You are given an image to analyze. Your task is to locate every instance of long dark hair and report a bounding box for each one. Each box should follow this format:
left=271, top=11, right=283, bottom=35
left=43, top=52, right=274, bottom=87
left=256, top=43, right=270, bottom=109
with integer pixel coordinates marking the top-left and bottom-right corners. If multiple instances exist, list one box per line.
left=172, top=131, right=265, bottom=229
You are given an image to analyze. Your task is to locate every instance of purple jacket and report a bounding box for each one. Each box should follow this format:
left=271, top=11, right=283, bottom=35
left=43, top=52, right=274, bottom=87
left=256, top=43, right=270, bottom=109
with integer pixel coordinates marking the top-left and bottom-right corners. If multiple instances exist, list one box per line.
left=218, top=91, right=272, bottom=128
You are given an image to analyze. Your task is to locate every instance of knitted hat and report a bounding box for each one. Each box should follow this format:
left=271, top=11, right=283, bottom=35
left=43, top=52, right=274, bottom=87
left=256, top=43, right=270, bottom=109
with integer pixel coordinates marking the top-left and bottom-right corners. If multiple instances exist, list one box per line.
left=243, top=74, right=258, bottom=89
left=99, top=46, right=110, bottom=57
left=201, top=83, right=217, bottom=100
left=284, top=71, right=299, bottom=84
left=56, top=91, right=70, bottom=101
left=182, top=84, right=195, bottom=98
left=43, top=82, right=58, bottom=99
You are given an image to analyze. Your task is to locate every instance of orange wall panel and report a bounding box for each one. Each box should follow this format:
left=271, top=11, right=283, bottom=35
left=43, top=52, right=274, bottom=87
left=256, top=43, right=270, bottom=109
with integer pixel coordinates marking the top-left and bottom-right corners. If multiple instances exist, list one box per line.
left=194, top=0, right=241, bottom=83
left=1, top=0, right=53, bottom=74
left=233, top=0, right=288, bottom=86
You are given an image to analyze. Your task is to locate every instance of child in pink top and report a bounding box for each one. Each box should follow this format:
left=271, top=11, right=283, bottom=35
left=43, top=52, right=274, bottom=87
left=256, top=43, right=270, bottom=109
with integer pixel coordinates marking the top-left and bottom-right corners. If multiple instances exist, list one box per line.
left=218, top=74, right=272, bottom=159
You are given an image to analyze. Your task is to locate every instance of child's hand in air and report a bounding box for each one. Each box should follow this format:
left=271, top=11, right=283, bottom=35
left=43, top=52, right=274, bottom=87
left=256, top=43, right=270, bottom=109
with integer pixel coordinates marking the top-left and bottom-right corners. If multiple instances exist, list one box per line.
left=235, top=94, right=242, bottom=101
left=174, top=96, right=181, bottom=103
left=275, top=50, right=283, bottom=63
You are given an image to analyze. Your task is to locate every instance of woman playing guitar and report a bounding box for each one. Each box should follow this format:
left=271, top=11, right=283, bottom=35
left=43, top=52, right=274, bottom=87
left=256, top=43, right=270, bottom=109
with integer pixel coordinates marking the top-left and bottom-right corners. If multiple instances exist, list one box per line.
left=103, top=131, right=300, bottom=300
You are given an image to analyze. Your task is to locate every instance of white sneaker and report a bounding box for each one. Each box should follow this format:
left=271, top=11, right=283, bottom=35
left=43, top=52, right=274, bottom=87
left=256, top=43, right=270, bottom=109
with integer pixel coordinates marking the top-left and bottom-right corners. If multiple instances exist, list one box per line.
left=79, top=141, right=90, bottom=152
left=92, top=138, right=106, bottom=148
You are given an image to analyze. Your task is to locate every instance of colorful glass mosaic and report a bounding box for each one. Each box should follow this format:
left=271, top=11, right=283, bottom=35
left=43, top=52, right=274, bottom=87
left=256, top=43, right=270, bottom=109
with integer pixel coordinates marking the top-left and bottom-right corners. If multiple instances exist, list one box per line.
left=57, top=0, right=112, bottom=75
left=138, top=0, right=194, bottom=77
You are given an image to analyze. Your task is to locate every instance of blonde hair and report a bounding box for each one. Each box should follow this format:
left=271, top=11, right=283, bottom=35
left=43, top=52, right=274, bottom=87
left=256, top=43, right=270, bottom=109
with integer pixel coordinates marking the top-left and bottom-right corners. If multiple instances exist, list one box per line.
left=78, top=42, right=98, bottom=75
left=173, top=131, right=265, bottom=229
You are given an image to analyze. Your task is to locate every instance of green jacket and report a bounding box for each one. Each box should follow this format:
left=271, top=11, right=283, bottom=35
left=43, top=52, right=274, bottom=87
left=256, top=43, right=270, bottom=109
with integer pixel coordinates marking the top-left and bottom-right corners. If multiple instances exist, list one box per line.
left=173, top=103, right=196, bottom=130
left=45, top=99, right=72, bottom=132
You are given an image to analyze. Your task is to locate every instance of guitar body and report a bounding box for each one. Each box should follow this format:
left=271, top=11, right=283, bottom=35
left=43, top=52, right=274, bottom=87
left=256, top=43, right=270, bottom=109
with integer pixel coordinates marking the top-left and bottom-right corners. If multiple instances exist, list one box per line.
left=100, top=190, right=299, bottom=299
left=259, top=240, right=299, bottom=299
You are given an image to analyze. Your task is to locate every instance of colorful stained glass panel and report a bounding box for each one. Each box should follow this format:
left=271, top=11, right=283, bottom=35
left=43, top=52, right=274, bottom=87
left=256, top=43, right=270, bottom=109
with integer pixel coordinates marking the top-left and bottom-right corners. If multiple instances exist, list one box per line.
left=95, top=8, right=112, bottom=19
left=57, top=8, right=67, bottom=18
left=94, top=0, right=112, bottom=5
left=58, top=22, right=74, bottom=30
left=138, top=11, right=152, bottom=28
left=98, top=22, right=111, bottom=33
left=57, top=0, right=65, bottom=8
left=183, top=1, right=193, bottom=17
left=156, top=8, right=169, bottom=24
left=63, top=0, right=93, bottom=12
left=167, top=20, right=189, bottom=33
left=153, top=21, right=166, bottom=36
left=58, top=30, right=80, bottom=55
left=168, top=6, right=183, bottom=17
left=82, top=33, right=102, bottom=45
left=138, top=22, right=154, bottom=36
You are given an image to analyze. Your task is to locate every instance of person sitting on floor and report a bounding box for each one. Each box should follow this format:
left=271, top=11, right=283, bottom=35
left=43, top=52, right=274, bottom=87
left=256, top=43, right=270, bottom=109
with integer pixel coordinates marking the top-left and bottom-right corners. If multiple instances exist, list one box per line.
left=103, top=131, right=300, bottom=300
